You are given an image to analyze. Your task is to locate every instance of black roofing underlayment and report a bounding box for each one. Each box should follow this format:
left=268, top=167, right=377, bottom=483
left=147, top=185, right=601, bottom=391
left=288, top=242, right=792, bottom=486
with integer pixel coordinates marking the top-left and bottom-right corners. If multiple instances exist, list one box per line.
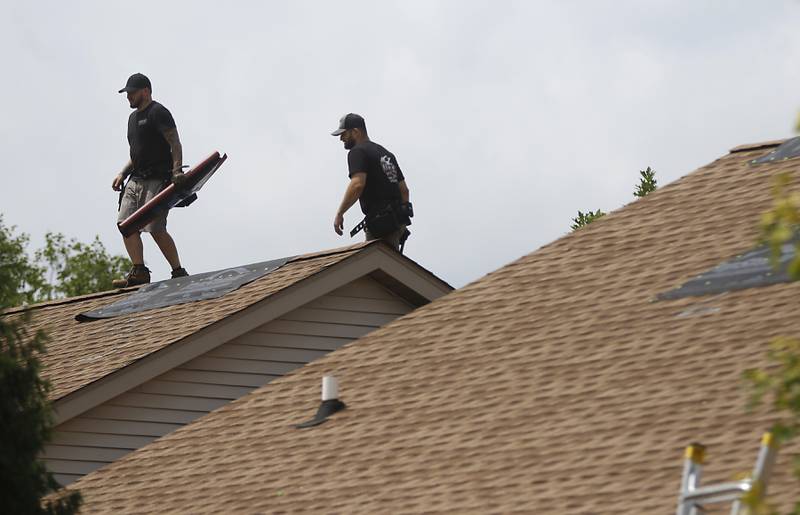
left=76, top=256, right=293, bottom=321
left=750, top=136, right=800, bottom=165
left=658, top=243, right=797, bottom=300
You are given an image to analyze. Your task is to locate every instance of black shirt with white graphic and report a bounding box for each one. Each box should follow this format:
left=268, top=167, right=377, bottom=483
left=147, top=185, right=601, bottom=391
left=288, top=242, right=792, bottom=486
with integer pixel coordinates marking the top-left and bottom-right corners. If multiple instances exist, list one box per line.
left=347, top=141, right=405, bottom=215
left=127, top=101, right=176, bottom=178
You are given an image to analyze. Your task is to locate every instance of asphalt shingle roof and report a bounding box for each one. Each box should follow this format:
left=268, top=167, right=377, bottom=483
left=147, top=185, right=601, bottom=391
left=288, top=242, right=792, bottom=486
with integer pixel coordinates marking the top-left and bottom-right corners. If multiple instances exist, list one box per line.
left=5, top=242, right=372, bottom=402
left=58, top=142, right=800, bottom=512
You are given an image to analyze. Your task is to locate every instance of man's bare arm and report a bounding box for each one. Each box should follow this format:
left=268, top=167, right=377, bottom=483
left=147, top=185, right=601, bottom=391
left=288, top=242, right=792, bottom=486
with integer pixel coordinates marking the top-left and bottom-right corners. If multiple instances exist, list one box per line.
left=337, top=173, right=367, bottom=215
left=162, top=127, right=183, bottom=174
left=334, top=173, right=367, bottom=235
left=112, top=159, right=133, bottom=191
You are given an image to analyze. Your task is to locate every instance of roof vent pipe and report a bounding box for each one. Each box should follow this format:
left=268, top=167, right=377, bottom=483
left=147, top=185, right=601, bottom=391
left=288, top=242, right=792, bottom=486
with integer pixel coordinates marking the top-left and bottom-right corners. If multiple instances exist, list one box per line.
left=322, top=375, right=338, bottom=401
left=295, top=375, right=346, bottom=429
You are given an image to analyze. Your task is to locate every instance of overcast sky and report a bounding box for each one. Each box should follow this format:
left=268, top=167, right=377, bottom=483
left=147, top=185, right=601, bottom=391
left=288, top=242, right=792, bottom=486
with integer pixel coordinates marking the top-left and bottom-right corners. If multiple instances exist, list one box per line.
left=2, top=1, right=799, bottom=288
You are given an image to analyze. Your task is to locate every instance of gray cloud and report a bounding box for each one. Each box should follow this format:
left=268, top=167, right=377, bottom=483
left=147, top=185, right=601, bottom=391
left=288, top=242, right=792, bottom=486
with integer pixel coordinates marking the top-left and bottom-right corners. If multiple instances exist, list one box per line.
left=2, top=1, right=799, bottom=287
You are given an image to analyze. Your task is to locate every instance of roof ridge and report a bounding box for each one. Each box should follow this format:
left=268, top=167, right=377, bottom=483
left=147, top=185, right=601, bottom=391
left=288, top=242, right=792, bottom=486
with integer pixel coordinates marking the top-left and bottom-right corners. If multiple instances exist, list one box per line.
left=287, top=240, right=377, bottom=263
left=1, top=243, right=377, bottom=316
left=729, top=138, right=788, bottom=153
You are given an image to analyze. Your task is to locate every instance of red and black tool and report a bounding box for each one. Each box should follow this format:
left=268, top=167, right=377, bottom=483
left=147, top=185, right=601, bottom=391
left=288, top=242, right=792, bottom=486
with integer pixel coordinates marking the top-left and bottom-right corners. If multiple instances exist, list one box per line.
left=117, top=151, right=227, bottom=237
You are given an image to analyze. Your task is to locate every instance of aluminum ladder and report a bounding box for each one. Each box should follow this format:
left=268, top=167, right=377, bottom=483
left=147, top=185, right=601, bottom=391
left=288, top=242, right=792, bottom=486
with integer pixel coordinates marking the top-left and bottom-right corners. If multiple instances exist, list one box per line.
left=676, top=432, right=778, bottom=515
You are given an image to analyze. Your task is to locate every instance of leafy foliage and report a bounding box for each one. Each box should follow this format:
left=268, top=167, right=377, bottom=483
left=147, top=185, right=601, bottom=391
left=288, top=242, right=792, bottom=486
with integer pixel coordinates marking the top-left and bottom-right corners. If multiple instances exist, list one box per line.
left=742, top=336, right=800, bottom=515
left=0, top=258, right=82, bottom=511
left=0, top=215, right=47, bottom=307
left=570, top=209, right=606, bottom=231
left=634, top=166, right=658, bottom=198
left=742, top=172, right=800, bottom=514
left=759, top=173, right=800, bottom=276
left=571, top=167, right=658, bottom=231
left=0, top=315, right=82, bottom=513
left=745, top=337, right=800, bottom=445
left=35, top=233, right=129, bottom=301
left=0, top=216, right=129, bottom=305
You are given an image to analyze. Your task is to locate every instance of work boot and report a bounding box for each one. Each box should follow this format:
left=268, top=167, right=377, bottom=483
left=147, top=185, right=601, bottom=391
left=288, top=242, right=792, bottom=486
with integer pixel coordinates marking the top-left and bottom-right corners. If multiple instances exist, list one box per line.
left=171, top=267, right=189, bottom=279
left=112, top=265, right=151, bottom=288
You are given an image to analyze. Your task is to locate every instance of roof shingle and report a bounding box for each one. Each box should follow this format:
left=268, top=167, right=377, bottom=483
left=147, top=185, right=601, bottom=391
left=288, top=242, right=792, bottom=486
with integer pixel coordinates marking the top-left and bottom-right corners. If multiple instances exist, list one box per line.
left=6, top=243, right=371, bottom=402
left=59, top=142, right=800, bottom=513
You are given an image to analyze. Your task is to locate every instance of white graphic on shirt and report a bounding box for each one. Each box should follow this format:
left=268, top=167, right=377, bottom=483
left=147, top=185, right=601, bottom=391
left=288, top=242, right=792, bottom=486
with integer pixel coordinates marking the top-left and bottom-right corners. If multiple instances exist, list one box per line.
left=380, top=155, right=399, bottom=183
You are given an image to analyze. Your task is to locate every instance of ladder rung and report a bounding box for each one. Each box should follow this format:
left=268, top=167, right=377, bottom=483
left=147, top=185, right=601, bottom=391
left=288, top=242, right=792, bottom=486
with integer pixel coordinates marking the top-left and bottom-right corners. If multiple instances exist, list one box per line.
left=681, top=480, right=751, bottom=504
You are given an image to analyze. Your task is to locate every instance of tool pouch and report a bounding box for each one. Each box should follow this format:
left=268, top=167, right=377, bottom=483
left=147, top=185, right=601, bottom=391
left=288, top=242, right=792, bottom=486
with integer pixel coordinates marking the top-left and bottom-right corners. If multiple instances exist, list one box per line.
left=365, top=202, right=401, bottom=238
left=365, top=201, right=413, bottom=238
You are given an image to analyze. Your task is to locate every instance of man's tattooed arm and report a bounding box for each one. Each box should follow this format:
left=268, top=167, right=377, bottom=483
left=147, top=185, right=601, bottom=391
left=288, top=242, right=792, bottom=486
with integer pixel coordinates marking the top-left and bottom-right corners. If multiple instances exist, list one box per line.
left=162, top=127, right=183, bottom=174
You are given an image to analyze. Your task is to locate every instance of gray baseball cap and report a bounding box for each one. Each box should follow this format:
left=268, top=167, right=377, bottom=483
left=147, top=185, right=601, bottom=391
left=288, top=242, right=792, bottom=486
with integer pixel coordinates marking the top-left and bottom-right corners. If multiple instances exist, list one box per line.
left=331, top=113, right=366, bottom=136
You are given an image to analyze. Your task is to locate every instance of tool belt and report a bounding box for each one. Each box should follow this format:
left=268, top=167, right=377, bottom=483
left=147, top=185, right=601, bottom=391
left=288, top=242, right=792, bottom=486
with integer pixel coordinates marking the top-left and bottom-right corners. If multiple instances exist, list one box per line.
left=132, top=164, right=171, bottom=180
left=350, top=201, right=413, bottom=238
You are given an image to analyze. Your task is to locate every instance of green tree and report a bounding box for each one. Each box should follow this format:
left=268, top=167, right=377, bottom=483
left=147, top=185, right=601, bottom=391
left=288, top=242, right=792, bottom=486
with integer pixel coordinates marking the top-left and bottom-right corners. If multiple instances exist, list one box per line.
left=742, top=172, right=800, bottom=514
left=570, top=209, right=606, bottom=231
left=1, top=241, right=82, bottom=513
left=0, top=215, right=130, bottom=304
left=571, top=167, right=658, bottom=231
left=634, top=166, right=658, bottom=198
left=0, top=215, right=47, bottom=306
left=0, top=215, right=128, bottom=512
left=35, top=232, right=129, bottom=300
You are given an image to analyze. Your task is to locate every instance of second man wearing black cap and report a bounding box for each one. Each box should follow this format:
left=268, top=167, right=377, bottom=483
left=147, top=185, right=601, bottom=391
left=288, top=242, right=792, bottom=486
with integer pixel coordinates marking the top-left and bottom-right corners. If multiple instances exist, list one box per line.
left=331, top=113, right=412, bottom=252
left=111, top=73, right=189, bottom=287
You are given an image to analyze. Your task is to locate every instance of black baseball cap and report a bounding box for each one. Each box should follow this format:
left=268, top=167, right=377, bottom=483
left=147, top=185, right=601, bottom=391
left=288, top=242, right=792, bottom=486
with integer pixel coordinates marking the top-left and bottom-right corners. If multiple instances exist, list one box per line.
left=118, top=73, right=151, bottom=93
left=331, top=113, right=366, bottom=136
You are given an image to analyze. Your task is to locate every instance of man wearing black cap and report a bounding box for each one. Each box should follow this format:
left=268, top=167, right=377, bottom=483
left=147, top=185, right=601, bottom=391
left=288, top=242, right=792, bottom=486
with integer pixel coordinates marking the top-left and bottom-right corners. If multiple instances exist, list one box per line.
left=111, top=73, right=188, bottom=287
left=331, top=113, right=412, bottom=251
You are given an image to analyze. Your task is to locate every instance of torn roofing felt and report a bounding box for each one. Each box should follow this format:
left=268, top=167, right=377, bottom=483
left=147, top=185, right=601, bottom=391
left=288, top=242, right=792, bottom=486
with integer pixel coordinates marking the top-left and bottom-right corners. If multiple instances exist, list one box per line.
left=658, top=242, right=796, bottom=300
left=750, top=136, right=800, bottom=165
left=76, top=256, right=293, bottom=321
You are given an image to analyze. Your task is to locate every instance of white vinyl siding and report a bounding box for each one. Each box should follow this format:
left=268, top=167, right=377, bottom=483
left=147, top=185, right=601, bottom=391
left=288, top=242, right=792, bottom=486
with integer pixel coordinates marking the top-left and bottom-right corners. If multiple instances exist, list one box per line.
left=44, top=277, right=414, bottom=485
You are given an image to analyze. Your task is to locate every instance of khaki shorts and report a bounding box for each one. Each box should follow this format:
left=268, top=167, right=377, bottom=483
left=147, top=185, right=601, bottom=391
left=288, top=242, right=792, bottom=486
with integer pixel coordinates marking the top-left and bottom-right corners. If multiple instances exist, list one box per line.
left=117, top=177, right=168, bottom=233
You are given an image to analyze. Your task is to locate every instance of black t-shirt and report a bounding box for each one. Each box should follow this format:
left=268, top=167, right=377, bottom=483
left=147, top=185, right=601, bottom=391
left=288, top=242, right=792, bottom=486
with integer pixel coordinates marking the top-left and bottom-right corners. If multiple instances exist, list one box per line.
left=127, top=101, right=176, bottom=178
left=347, top=141, right=405, bottom=215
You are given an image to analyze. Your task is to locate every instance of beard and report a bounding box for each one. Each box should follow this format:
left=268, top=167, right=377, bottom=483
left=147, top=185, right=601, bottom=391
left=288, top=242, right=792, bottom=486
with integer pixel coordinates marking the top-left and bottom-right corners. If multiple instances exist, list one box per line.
left=343, top=139, right=354, bottom=150
left=128, top=92, right=142, bottom=109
